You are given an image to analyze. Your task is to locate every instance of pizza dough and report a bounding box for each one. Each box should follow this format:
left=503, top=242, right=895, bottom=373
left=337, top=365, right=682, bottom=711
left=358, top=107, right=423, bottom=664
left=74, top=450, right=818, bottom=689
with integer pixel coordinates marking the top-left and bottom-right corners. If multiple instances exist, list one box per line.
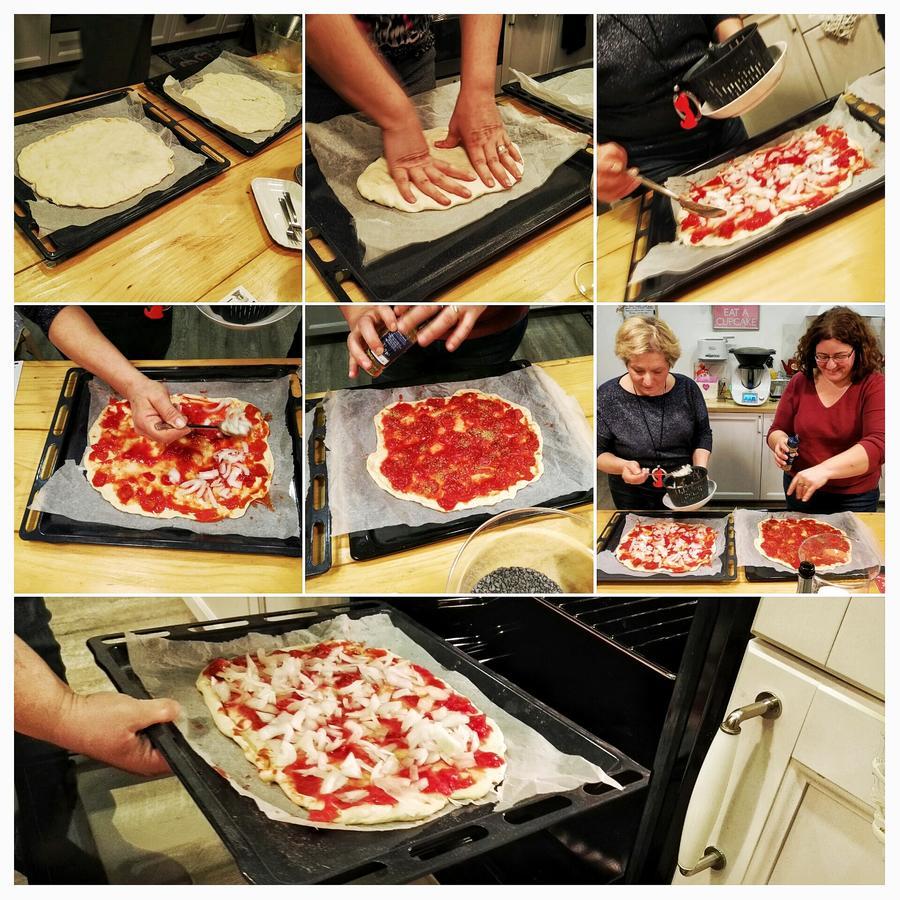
left=367, top=389, right=543, bottom=512
left=676, top=124, right=869, bottom=247
left=197, top=639, right=507, bottom=826
left=357, top=127, right=524, bottom=212
left=84, top=393, right=274, bottom=522
left=614, top=520, right=719, bottom=574
left=16, top=117, right=175, bottom=208
left=754, top=516, right=852, bottom=572
left=181, top=72, right=286, bottom=134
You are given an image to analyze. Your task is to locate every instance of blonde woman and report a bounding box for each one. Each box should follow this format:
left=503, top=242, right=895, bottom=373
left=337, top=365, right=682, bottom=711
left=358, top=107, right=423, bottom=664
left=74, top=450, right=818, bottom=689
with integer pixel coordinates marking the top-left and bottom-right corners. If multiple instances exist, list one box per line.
left=597, top=316, right=712, bottom=509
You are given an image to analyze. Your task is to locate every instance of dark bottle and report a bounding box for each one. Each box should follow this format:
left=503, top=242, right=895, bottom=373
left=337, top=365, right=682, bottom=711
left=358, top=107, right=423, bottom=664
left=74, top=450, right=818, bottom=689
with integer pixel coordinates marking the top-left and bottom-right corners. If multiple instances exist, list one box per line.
left=364, top=324, right=419, bottom=377
left=797, top=560, right=816, bottom=593
left=784, top=434, right=800, bottom=472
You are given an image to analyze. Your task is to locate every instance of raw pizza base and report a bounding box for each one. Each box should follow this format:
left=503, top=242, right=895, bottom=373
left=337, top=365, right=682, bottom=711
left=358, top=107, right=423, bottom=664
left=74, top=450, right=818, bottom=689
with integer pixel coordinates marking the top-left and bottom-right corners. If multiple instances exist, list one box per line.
left=614, top=521, right=719, bottom=574
left=753, top=517, right=851, bottom=573
left=84, top=393, right=274, bottom=522
left=366, top=388, right=544, bottom=513
left=196, top=641, right=507, bottom=826
left=17, top=117, right=175, bottom=208
left=182, top=72, right=286, bottom=134
left=357, top=127, right=524, bottom=213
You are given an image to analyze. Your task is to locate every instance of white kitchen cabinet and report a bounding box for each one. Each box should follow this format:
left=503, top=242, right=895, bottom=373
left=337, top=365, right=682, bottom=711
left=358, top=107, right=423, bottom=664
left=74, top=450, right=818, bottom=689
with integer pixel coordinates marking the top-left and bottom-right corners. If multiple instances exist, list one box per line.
left=705, top=414, right=762, bottom=501
left=752, top=594, right=850, bottom=666
left=166, top=15, right=227, bottom=43
left=14, top=15, right=50, bottom=70
left=500, top=15, right=591, bottom=88
left=758, top=413, right=786, bottom=501
left=803, top=16, right=885, bottom=99
left=185, top=596, right=263, bottom=621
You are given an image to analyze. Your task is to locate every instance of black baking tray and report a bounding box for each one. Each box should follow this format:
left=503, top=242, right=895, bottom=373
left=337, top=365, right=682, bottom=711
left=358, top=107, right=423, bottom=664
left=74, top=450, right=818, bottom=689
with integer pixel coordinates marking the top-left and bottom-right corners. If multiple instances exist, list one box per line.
left=14, top=89, right=230, bottom=264
left=625, top=95, right=886, bottom=302
left=304, top=398, right=332, bottom=577
left=305, top=141, right=592, bottom=303
left=596, top=510, right=737, bottom=583
left=19, top=364, right=302, bottom=557
left=501, top=62, right=593, bottom=134
left=143, top=55, right=301, bottom=156
left=304, top=360, right=593, bottom=573
left=86, top=601, right=649, bottom=885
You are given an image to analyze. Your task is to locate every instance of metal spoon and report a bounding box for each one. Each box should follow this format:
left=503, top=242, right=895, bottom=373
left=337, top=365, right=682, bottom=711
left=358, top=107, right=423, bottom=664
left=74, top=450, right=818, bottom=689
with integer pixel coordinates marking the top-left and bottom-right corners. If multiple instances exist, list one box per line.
left=634, top=172, right=726, bottom=218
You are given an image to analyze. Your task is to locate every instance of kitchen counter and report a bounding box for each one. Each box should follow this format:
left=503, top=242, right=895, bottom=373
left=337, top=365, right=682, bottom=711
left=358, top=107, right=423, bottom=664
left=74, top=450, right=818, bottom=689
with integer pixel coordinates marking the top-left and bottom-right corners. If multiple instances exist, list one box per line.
left=305, top=97, right=594, bottom=303
left=597, top=193, right=884, bottom=302
left=14, top=359, right=302, bottom=594
left=596, top=509, right=885, bottom=595
left=306, top=356, right=594, bottom=593
left=705, top=397, right=781, bottom=413
left=14, top=83, right=301, bottom=303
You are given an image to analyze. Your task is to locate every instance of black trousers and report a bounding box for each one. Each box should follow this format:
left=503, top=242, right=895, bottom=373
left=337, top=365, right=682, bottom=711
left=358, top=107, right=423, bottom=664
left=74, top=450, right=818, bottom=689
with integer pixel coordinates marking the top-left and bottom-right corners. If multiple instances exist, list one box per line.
left=67, top=15, right=154, bottom=98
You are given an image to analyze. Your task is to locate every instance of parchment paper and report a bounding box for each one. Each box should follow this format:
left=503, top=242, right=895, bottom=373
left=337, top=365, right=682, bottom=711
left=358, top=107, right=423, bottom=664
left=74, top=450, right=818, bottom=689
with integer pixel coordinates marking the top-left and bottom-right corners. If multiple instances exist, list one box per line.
left=733, top=509, right=883, bottom=575
left=306, top=81, right=590, bottom=264
left=597, top=513, right=729, bottom=578
left=14, top=93, right=205, bottom=235
left=322, top=367, right=594, bottom=536
left=30, top=376, right=299, bottom=540
left=126, top=612, right=621, bottom=832
left=510, top=67, right=593, bottom=119
left=163, top=50, right=301, bottom=142
left=629, top=96, right=886, bottom=283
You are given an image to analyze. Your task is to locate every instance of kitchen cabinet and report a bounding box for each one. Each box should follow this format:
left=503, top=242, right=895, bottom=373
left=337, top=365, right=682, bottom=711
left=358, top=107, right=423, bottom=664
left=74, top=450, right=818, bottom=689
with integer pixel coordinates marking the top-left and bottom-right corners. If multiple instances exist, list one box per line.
left=500, top=14, right=591, bottom=88
left=705, top=413, right=763, bottom=501
left=14, top=15, right=50, bottom=69
left=758, top=413, right=786, bottom=501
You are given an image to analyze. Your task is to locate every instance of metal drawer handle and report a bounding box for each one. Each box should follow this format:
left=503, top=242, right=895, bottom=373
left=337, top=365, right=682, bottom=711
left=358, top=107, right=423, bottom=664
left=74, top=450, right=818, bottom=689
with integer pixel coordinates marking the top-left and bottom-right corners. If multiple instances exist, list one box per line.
left=677, top=691, right=782, bottom=877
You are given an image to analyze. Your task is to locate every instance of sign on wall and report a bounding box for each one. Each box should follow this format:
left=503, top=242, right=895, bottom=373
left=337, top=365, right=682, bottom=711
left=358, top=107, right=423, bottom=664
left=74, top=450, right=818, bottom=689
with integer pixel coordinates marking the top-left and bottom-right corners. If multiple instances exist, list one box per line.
left=712, top=304, right=760, bottom=330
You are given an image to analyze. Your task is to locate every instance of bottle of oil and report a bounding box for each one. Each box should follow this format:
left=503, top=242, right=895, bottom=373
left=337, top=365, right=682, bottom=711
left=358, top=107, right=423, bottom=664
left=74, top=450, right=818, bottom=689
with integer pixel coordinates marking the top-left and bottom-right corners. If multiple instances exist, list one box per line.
left=784, top=434, right=800, bottom=472
left=364, top=323, right=419, bottom=377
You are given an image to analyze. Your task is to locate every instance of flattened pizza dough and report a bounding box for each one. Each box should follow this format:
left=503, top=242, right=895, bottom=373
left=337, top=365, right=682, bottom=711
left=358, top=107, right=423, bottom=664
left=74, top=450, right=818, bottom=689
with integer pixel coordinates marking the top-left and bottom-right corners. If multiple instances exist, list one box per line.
left=357, top=127, right=524, bottom=212
left=754, top=516, right=851, bottom=573
left=366, top=388, right=543, bottom=512
left=197, top=639, right=507, bottom=826
left=181, top=72, right=286, bottom=134
left=17, top=117, right=175, bottom=208
left=614, top=521, right=719, bottom=574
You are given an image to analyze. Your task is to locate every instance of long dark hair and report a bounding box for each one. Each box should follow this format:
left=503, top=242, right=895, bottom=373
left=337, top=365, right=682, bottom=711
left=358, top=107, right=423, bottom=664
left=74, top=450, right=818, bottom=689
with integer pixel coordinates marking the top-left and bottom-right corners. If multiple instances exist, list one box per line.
left=796, top=306, right=884, bottom=381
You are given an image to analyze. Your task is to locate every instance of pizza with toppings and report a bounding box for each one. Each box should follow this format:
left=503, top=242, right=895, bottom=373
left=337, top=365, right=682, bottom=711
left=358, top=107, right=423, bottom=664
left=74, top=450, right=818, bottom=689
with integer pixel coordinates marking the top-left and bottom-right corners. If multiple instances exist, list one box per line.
left=197, top=639, right=507, bottom=826
left=367, top=389, right=543, bottom=512
left=755, top=516, right=851, bottom=572
left=614, top=520, right=719, bottom=574
left=84, top=393, right=273, bottom=522
left=677, top=124, right=870, bottom=247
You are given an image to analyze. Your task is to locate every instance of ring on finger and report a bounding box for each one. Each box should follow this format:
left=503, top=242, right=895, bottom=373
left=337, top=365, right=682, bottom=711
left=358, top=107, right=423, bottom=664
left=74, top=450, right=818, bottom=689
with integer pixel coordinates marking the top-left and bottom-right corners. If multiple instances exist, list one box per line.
left=449, top=304, right=460, bottom=318
left=497, top=143, right=508, bottom=155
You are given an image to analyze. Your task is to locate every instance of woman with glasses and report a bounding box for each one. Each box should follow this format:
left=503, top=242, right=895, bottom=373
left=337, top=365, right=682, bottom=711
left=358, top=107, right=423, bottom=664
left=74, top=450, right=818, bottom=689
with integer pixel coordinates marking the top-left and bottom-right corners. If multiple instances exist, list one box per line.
left=767, top=307, right=885, bottom=512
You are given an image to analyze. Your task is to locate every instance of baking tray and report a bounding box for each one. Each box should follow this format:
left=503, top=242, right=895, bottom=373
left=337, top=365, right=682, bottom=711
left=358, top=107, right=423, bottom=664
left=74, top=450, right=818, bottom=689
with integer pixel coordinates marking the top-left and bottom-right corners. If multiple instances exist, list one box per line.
left=625, top=95, right=886, bottom=302
left=14, top=88, right=230, bottom=265
left=596, top=510, right=737, bottom=583
left=304, top=360, right=594, bottom=575
left=741, top=508, right=885, bottom=582
left=305, top=144, right=593, bottom=303
left=86, top=601, right=649, bottom=885
left=501, top=62, right=593, bottom=134
left=19, top=364, right=302, bottom=557
left=143, top=56, right=301, bottom=156
left=304, top=398, right=332, bottom=577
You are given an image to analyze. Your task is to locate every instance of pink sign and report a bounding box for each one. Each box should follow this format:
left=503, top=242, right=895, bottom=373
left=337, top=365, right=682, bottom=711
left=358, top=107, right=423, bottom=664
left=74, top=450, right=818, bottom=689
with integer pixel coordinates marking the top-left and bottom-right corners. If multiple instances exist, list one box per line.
left=712, top=304, right=760, bottom=330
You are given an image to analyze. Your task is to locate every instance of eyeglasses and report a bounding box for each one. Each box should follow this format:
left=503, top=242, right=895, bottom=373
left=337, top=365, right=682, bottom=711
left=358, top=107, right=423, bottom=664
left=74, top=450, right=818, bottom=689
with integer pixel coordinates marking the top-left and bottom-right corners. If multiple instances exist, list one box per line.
left=815, top=350, right=854, bottom=363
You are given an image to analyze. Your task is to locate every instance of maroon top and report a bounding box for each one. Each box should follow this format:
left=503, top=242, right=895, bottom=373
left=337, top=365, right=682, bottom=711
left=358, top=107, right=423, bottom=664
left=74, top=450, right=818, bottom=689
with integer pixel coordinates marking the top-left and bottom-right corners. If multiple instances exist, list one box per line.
left=768, top=372, right=885, bottom=494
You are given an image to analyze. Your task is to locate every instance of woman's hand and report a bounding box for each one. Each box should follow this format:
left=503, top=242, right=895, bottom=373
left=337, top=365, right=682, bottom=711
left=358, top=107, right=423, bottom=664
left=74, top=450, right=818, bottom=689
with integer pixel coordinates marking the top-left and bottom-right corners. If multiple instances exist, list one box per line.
left=436, top=88, right=522, bottom=189
left=768, top=431, right=791, bottom=468
left=345, top=305, right=401, bottom=378
left=382, top=114, right=476, bottom=207
left=597, top=143, right=640, bottom=203
left=124, top=375, right=190, bottom=444
left=397, top=305, right=487, bottom=352
left=786, top=464, right=831, bottom=503
left=621, top=460, right=650, bottom=485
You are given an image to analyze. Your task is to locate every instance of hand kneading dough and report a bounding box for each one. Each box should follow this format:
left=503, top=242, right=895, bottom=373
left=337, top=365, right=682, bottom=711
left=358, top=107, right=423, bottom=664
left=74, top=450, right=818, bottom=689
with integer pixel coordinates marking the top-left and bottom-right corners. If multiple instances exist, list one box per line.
left=357, top=127, right=524, bottom=212
left=17, top=117, right=175, bottom=208
left=182, top=72, right=286, bottom=134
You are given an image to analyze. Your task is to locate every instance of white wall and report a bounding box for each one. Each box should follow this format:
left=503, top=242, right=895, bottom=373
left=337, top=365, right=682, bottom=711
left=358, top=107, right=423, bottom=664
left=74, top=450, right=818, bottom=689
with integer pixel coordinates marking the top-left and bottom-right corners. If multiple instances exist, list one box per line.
left=596, top=305, right=885, bottom=385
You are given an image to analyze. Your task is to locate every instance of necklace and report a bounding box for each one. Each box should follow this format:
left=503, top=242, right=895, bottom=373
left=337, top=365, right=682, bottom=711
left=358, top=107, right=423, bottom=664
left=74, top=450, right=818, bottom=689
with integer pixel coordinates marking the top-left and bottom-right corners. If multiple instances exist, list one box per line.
left=632, top=380, right=669, bottom=489
left=610, top=15, right=703, bottom=130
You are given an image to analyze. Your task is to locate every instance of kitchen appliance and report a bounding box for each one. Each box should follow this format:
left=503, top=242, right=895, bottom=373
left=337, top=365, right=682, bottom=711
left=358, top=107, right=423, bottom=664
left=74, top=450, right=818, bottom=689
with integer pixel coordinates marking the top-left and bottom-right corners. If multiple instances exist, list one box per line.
left=694, top=337, right=734, bottom=404
left=729, top=347, right=775, bottom=406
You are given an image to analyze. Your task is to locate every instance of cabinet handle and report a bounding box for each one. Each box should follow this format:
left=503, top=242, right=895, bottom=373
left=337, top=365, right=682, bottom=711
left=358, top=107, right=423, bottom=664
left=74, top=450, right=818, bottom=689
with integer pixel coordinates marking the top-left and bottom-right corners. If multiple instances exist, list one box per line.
left=677, top=692, right=782, bottom=877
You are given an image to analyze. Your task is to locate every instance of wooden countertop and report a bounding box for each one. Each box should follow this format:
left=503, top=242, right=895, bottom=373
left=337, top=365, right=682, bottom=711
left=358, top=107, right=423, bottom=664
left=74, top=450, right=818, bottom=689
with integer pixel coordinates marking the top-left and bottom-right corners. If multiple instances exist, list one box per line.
left=305, top=97, right=594, bottom=303
left=705, top=397, right=780, bottom=414
left=14, top=359, right=302, bottom=594
left=14, top=84, right=301, bottom=303
left=596, top=509, right=885, bottom=595
left=598, top=193, right=884, bottom=302
left=306, top=356, right=594, bottom=593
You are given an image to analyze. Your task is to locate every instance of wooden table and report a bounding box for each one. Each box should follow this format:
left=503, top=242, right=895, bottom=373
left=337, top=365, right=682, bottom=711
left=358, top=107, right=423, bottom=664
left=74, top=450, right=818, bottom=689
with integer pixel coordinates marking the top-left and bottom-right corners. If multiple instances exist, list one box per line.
left=306, top=356, right=594, bottom=594
left=305, top=98, right=594, bottom=303
left=15, top=359, right=302, bottom=594
left=598, top=194, right=885, bottom=302
left=14, top=86, right=301, bottom=303
left=596, top=510, right=885, bottom=595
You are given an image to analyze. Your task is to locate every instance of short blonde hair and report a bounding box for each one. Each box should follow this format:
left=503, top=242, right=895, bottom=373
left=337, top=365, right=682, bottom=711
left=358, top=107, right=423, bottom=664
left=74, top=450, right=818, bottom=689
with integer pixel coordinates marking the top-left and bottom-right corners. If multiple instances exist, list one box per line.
left=615, top=316, right=681, bottom=368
